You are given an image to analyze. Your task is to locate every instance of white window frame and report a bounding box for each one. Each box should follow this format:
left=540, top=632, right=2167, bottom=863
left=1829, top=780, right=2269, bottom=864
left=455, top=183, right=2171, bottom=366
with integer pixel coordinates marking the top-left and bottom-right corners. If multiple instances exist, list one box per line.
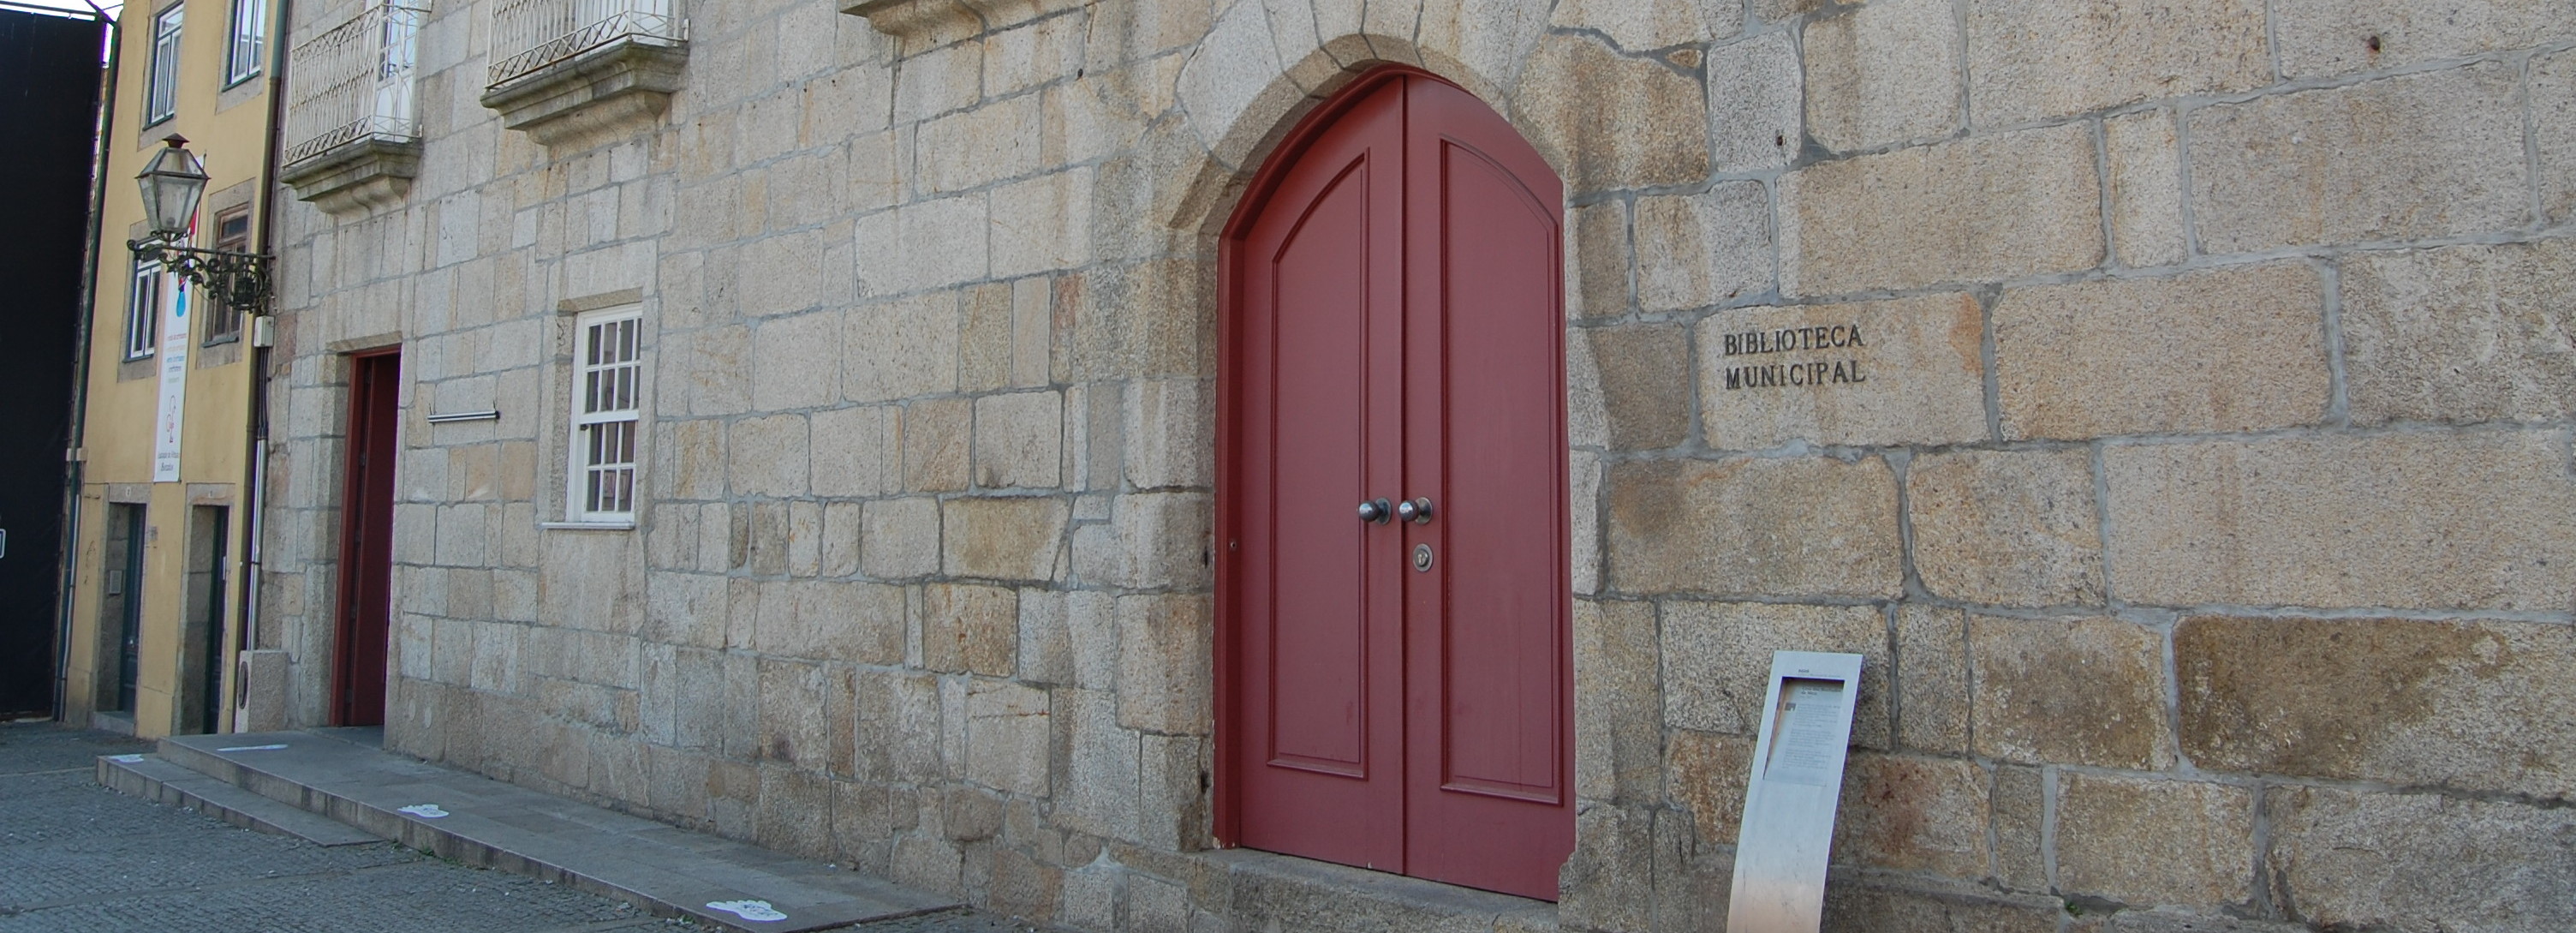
left=146, top=3, right=184, bottom=125
left=566, top=307, right=643, bottom=523
left=224, top=0, right=265, bottom=87
left=125, top=260, right=164, bottom=360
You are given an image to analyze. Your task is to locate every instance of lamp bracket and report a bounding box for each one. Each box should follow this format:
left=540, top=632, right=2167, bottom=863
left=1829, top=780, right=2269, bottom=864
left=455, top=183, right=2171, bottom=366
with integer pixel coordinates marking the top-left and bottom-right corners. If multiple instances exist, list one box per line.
left=128, top=237, right=273, bottom=319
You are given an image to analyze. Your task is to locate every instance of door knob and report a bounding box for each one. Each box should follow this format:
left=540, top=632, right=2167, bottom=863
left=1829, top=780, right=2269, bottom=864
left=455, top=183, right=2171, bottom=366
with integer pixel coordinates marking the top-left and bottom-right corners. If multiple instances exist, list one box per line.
left=1396, top=498, right=1434, bottom=524
left=1357, top=499, right=1392, bottom=523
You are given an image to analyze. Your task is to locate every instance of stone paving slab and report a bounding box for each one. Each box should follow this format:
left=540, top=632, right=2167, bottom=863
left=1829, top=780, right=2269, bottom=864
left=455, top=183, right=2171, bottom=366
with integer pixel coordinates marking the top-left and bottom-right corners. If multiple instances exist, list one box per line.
left=148, top=729, right=959, bottom=932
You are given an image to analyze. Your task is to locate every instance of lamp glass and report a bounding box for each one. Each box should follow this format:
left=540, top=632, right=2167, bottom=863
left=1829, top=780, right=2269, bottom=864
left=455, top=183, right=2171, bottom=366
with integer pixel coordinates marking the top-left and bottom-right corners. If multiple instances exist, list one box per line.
left=136, top=139, right=208, bottom=242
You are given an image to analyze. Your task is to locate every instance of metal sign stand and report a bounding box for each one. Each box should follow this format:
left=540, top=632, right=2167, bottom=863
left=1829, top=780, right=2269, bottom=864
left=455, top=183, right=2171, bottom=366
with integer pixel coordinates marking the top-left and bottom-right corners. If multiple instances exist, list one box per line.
left=1724, top=651, right=1866, bottom=933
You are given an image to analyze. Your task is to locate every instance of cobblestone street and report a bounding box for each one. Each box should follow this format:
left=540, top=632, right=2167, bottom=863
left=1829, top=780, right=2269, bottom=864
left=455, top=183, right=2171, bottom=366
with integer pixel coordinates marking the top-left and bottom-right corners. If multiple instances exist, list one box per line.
left=0, top=723, right=1036, bottom=933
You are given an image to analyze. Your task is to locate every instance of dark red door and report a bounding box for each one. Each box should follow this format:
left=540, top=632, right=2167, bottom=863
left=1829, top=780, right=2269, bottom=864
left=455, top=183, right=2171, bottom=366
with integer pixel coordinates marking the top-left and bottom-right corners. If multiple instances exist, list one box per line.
left=333, top=350, right=400, bottom=727
left=1224, top=72, right=1571, bottom=900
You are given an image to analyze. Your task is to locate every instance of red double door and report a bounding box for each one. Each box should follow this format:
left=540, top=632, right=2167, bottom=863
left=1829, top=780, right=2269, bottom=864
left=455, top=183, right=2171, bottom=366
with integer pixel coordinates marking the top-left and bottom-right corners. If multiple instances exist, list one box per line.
left=1224, top=73, right=1572, bottom=900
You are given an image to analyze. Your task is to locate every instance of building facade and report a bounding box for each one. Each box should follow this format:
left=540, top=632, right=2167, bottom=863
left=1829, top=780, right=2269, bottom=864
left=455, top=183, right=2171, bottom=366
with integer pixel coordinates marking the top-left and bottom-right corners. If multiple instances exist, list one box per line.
left=61, top=0, right=280, bottom=739
left=259, top=0, right=2576, bottom=930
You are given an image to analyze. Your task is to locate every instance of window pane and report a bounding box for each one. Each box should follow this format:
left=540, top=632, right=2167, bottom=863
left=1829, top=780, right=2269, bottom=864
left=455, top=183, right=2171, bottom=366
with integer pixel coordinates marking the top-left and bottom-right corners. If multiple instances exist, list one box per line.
left=571, top=310, right=643, bottom=518
left=200, top=208, right=250, bottom=344
left=215, top=210, right=252, bottom=253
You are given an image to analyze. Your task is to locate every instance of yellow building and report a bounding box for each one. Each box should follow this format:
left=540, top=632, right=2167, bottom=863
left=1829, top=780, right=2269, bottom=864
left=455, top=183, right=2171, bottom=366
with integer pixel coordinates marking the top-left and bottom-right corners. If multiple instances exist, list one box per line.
left=62, top=0, right=278, bottom=739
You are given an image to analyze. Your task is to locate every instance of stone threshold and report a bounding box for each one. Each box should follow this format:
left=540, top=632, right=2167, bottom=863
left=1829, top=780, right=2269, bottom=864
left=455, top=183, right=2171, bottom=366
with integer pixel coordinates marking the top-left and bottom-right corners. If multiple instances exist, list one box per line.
left=1203, top=848, right=1559, bottom=933
left=116, top=729, right=957, bottom=932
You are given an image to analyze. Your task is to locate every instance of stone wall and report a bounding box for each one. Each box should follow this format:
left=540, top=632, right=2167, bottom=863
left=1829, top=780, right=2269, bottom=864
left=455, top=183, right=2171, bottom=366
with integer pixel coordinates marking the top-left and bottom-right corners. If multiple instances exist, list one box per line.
left=263, top=0, right=2576, bottom=931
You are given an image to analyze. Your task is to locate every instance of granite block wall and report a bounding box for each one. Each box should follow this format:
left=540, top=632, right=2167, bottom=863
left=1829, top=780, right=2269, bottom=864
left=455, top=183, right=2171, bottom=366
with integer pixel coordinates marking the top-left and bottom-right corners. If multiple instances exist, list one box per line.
left=262, top=0, right=2576, bottom=930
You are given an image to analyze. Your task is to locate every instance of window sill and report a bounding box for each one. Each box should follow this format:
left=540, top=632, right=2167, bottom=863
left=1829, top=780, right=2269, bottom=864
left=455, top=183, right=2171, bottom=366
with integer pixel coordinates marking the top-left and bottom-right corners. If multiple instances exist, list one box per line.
left=479, top=36, right=686, bottom=149
left=540, top=520, right=635, bottom=531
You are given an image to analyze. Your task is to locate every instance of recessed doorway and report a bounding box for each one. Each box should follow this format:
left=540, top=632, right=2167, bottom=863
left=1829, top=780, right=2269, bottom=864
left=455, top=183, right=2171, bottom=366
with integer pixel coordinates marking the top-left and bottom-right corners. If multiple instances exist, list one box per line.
left=1219, top=69, right=1574, bottom=901
left=332, top=350, right=400, bottom=727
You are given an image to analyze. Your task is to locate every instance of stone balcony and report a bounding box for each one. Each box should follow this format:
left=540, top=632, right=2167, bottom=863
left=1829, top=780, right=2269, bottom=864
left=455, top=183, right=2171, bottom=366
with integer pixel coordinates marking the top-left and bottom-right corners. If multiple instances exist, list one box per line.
left=480, top=0, right=687, bottom=147
left=277, top=1, right=426, bottom=215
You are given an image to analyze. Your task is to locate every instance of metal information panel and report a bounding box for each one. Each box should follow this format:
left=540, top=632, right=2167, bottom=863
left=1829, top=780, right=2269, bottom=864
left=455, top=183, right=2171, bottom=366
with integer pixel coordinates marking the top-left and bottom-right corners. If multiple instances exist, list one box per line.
left=1724, top=651, right=1864, bottom=933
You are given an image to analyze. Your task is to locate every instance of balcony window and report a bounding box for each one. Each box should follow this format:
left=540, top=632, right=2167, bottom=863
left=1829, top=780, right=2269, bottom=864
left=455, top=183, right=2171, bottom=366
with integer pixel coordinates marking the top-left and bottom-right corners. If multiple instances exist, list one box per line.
left=487, top=0, right=685, bottom=89
left=277, top=1, right=425, bottom=213
left=282, top=1, right=423, bottom=165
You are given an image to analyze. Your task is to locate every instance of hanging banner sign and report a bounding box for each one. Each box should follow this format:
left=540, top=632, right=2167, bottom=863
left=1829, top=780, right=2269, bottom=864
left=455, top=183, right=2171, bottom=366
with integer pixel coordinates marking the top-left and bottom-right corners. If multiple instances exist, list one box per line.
left=152, top=276, right=189, bottom=482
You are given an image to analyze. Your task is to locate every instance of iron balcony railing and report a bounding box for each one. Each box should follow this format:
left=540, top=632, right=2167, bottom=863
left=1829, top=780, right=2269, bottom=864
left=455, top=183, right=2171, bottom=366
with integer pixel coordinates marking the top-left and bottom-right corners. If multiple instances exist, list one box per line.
left=283, top=1, right=426, bottom=166
left=486, top=0, right=685, bottom=89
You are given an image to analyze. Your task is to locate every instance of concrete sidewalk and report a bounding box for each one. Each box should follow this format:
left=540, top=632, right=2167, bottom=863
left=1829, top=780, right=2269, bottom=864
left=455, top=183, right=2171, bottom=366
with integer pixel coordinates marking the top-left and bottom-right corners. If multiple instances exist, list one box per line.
left=0, top=721, right=1038, bottom=932
left=128, top=727, right=961, bottom=932
left=1, top=721, right=665, bottom=932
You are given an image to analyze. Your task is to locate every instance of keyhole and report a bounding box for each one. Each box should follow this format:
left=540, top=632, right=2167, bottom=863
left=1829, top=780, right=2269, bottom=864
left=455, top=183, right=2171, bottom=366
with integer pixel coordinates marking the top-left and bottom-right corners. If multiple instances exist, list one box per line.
left=1412, top=544, right=1434, bottom=572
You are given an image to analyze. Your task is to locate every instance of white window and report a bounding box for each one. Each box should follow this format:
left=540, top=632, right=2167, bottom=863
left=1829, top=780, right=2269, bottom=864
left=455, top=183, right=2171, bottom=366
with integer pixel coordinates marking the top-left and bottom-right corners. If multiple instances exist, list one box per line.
left=146, top=4, right=183, bottom=124
left=225, top=0, right=265, bottom=86
left=568, top=308, right=642, bottom=521
left=125, top=260, right=164, bottom=360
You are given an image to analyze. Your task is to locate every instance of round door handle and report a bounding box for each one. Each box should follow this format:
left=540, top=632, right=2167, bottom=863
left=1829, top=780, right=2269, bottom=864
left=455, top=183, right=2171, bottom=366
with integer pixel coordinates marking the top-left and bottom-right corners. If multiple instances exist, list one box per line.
left=1396, top=498, right=1434, bottom=524
left=1357, top=499, right=1392, bottom=524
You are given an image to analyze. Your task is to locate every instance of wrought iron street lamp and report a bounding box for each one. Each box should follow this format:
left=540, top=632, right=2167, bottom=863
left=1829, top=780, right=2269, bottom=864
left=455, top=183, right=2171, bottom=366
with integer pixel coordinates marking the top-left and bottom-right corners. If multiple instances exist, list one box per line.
left=129, top=135, right=271, bottom=318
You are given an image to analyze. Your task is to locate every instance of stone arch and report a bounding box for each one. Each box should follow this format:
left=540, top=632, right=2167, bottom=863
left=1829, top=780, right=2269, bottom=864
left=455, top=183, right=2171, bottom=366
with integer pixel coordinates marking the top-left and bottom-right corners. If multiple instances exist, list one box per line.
left=1153, top=19, right=1555, bottom=247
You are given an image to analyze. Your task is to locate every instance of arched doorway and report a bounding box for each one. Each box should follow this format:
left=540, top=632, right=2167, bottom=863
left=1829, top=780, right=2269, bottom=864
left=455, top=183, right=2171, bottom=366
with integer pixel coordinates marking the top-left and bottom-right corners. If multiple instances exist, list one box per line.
left=1217, top=69, right=1572, bottom=901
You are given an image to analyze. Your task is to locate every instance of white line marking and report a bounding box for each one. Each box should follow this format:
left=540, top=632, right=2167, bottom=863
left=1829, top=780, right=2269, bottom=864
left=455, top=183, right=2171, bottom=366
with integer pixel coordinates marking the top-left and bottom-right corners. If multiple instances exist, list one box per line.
left=707, top=900, right=788, bottom=922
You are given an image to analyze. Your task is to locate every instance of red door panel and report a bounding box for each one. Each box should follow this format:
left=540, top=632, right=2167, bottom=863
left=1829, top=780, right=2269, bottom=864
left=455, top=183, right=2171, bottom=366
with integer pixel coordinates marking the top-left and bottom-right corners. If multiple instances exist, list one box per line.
left=1401, top=78, right=1572, bottom=900
left=1427, top=141, right=1565, bottom=798
left=1231, top=78, right=1407, bottom=872
left=1267, top=162, right=1374, bottom=775
left=334, top=350, right=400, bottom=727
left=1225, top=72, right=1569, bottom=900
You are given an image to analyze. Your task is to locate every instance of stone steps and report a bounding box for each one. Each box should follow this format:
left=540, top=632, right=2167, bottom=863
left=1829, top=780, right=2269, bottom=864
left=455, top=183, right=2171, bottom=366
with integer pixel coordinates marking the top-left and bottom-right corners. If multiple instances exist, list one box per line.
left=108, top=729, right=957, bottom=932
left=94, top=752, right=385, bottom=846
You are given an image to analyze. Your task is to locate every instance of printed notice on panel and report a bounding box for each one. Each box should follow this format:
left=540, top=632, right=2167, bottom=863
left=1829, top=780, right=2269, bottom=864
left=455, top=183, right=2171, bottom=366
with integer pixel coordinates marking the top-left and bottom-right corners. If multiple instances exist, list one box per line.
left=1762, top=678, right=1846, bottom=787
left=152, top=278, right=190, bottom=482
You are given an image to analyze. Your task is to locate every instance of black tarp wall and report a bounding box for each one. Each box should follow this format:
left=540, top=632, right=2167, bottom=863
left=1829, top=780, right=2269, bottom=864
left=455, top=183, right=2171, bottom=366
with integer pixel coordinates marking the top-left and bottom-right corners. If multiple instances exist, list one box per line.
left=0, top=6, right=106, bottom=717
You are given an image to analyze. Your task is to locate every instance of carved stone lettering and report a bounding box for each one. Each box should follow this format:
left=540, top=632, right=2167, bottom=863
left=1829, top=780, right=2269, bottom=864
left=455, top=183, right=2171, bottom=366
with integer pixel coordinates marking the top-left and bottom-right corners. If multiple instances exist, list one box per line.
left=1720, top=323, right=1869, bottom=391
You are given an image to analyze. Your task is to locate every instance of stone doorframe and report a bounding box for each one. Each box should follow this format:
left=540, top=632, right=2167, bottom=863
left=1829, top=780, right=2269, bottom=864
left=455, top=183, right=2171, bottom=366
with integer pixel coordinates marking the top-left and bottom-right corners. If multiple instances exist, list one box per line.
left=1139, top=21, right=1619, bottom=917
